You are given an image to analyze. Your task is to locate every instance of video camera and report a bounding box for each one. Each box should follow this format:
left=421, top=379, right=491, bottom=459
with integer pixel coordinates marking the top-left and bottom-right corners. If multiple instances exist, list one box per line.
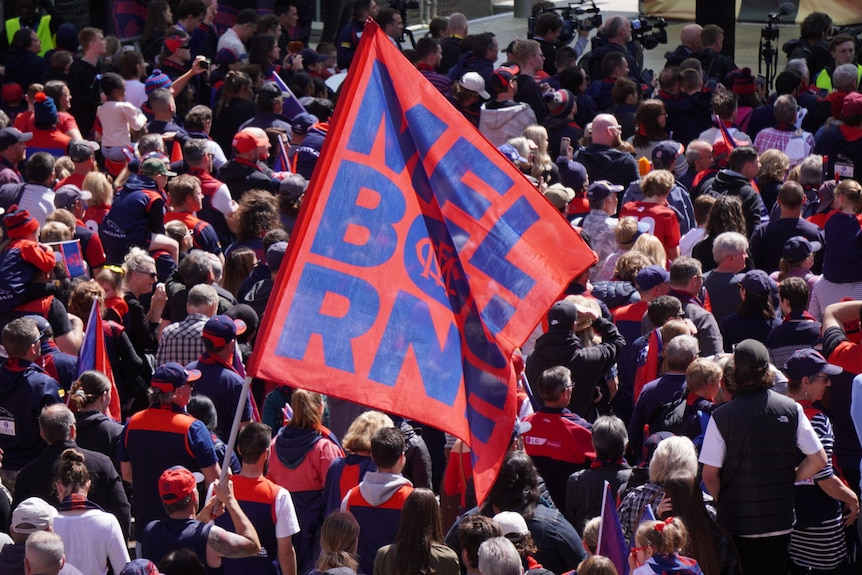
left=527, top=0, right=603, bottom=47
left=629, top=16, right=668, bottom=50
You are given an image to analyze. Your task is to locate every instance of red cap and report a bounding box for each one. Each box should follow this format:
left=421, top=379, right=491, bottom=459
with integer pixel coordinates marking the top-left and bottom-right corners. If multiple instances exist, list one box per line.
left=232, top=128, right=269, bottom=153
left=158, top=467, right=196, bottom=503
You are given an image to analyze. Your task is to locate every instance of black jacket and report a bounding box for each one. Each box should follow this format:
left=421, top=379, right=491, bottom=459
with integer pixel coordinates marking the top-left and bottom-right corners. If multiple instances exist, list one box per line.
left=526, top=317, right=625, bottom=420
left=13, top=439, right=131, bottom=540
left=708, top=170, right=767, bottom=238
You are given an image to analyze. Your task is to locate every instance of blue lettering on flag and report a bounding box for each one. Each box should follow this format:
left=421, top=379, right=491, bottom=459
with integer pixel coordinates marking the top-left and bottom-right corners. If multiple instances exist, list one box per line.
left=368, top=290, right=462, bottom=407
left=311, top=160, right=406, bottom=268
left=278, top=264, right=380, bottom=373
left=470, top=196, right=539, bottom=300
left=346, top=62, right=417, bottom=174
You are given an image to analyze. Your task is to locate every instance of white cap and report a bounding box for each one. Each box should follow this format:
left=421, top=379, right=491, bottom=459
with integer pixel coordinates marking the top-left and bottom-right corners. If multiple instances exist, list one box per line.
left=493, top=511, right=529, bottom=536
left=459, top=72, right=491, bottom=100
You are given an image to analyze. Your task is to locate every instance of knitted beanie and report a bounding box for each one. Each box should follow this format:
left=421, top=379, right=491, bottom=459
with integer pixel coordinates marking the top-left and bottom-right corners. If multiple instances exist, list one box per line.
left=730, top=68, right=755, bottom=96
left=545, top=89, right=575, bottom=118
left=4, top=205, right=38, bottom=239
left=145, top=70, right=173, bottom=95
left=33, top=92, right=58, bottom=129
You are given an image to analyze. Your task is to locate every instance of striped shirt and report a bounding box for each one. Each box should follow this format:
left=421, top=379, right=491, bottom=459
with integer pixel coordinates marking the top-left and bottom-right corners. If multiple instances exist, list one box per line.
left=790, top=410, right=847, bottom=570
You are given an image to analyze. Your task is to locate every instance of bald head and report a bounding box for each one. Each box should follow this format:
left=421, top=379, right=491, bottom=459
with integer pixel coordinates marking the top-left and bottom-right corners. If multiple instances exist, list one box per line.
left=680, top=25, right=703, bottom=51
left=591, top=114, right=623, bottom=146
left=447, top=13, right=467, bottom=36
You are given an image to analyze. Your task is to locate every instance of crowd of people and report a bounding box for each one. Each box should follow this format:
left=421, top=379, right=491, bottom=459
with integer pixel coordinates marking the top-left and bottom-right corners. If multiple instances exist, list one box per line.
left=0, top=0, right=862, bottom=574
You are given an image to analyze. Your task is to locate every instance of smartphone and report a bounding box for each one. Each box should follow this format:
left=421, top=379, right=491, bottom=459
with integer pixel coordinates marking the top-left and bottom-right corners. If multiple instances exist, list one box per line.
left=199, top=59, right=210, bottom=70
left=560, top=137, right=571, bottom=154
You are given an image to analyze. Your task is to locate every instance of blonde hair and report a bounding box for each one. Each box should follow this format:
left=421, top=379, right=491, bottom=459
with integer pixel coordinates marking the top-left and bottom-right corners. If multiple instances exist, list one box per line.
left=615, top=217, right=642, bottom=249
left=685, top=358, right=722, bottom=394
left=40, top=221, right=72, bottom=243
left=290, top=389, right=324, bottom=430
left=523, top=124, right=554, bottom=180
left=122, top=247, right=155, bottom=283
left=632, top=234, right=667, bottom=266
left=341, top=411, right=394, bottom=454
left=835, top=179, right=862, bottom=213
left=82, top=171, right=113, bottom=207
left=635, top=517, right=688, bottom=555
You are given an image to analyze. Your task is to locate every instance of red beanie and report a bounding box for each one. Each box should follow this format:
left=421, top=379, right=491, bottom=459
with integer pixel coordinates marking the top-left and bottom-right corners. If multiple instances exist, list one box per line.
left=4, top=205, right=38, bottom=239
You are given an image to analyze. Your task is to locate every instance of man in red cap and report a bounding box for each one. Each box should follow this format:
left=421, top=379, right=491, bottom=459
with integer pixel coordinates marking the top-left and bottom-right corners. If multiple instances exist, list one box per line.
left=140, top=466, right=260, bottom=568
left=187, top=315, right=253, bottom=442
left=220, top=127, right=283, bottom=201
left=119, top=362, right=221, bottom=536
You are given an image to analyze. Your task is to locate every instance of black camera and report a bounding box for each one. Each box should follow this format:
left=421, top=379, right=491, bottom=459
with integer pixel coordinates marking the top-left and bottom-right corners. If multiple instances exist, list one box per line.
left=527, top=1, right=602, bottom=48
left=629, top=16, right=667, bottom=50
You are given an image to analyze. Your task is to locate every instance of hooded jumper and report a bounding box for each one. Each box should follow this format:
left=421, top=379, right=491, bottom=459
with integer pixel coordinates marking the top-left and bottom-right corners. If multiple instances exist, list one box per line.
left=478, top=102, right=537, bottom=148
left=574, top=144, right=640, bottom=191
left=268, top=426, right=342, bottom=574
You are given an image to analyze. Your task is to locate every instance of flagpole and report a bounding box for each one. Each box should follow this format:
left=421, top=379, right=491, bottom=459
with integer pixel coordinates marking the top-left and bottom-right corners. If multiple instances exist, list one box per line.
left=219, top=375, right=253, bottom=480
left=597, top=480, right=608, bottom=553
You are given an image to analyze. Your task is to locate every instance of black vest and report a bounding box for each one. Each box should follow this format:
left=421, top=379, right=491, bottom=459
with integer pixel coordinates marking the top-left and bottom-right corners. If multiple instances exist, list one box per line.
left=711, top=387, right=799, bottom=535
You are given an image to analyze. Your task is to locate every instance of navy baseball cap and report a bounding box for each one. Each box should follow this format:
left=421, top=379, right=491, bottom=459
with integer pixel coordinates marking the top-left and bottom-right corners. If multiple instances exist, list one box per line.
left=291, top=113, right=318, bottom=136
left=783, top=348, right=842, bottom=380
left=782, top=236, right=821, bottom=262
left=203, top=315, right=247, bottom=348
left=499, top=144, right=527, bottom=164
left=651, top=140, right=682, bottom=169
left=152, top=362, right=201, bottom=392
left=733, top=269, right=776, bottom=295
left=635, top=265, right=670, bottom=291
left=587, top=180, right=623, bottom=203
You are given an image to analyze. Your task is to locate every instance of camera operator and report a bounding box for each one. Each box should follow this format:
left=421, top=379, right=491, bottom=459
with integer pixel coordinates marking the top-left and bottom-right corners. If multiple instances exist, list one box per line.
left=533, top=12, right=591, bottom=77
left=696, top=25, right=737, bottom=87
left=813, top=34, right=862, bottom=93
left=582, top=16, right=645, bottom=87
left=783, top=12, right=833, bottom=81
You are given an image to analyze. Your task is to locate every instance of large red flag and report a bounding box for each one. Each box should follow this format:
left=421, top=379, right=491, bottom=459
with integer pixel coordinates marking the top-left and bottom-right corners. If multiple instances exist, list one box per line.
left=77, top=300, right=122, bottom=422
left=248, top=19, right=596, bottom=502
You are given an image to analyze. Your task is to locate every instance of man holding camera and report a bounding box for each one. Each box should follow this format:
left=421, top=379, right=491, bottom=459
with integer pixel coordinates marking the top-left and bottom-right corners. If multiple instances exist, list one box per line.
left=583, top=16, right=644, bottom=87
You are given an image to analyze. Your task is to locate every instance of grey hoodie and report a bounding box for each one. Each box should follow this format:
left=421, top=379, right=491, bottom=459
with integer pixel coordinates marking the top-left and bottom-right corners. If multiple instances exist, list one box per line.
left=356, top=471, right=413, bottom=507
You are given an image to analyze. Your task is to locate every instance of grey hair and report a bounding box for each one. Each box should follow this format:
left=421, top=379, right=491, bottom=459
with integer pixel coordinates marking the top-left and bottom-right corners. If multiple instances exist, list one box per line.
left=183, top=138, right=209, bottom=165
left=25, top=531, right=64, bottom=573
left=711, top=231, right=748, bottom=263
left=664, top=334, right=700, bottom=372
left=207, top=253, right=223, bottom=284
left=478, top=537, right=523, bottom=575
left=833, top=63, right=859, bottom=93
left=187, top=284, right=218, bottom=309
left=39, top=404, right=75, bottom=444
left=649, top=435, right=698, bottom=483
left=591, top=416, right=628, bottom=460
left=797, top=155, right=824, bottom=188
left=785, top=59, right=810, bottom=83
left=773, top=95, right=798, bottom=124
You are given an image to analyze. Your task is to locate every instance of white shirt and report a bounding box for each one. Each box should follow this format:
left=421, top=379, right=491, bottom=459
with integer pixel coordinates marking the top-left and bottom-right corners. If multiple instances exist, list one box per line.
left=699, top=398, right=822, bottom=468
left=97, top=101, right=146, bottom=148
left=217, top=28, right=247, bottom=58
left=125, top=79, right=147, bottom=109
left=53, top=509, right=130, bottom=575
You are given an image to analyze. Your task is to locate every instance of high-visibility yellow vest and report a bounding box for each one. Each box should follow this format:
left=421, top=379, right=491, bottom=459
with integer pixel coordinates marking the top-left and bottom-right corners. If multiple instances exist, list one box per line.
left=5, top=15, right=54, bottom=56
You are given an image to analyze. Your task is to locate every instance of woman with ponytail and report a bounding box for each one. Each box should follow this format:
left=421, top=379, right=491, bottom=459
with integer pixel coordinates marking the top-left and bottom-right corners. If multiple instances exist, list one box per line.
left=69, top=370, right=124, bottom=461
left=51, top=448, right=130, bottom=575
left=267, top=390, right=344, bottom=574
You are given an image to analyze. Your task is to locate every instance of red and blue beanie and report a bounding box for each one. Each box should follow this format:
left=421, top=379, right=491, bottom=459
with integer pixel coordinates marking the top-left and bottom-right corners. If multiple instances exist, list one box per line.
left=4, top=205, right=38, bottom=239
left=145, top=70, right=173, bottom=95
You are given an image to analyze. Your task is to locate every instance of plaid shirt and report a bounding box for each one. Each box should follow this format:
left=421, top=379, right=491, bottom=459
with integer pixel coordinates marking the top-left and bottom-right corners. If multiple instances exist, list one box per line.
left=156, top=313, right=209, bottom=367
left=753, top=127, right=815, bottom=166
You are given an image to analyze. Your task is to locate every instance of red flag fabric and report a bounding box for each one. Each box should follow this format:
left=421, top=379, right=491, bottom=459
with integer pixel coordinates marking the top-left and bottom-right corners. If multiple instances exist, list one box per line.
left=77, top=300, right=122, bottom=422
left=248, top=19, right=595, bottom=503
